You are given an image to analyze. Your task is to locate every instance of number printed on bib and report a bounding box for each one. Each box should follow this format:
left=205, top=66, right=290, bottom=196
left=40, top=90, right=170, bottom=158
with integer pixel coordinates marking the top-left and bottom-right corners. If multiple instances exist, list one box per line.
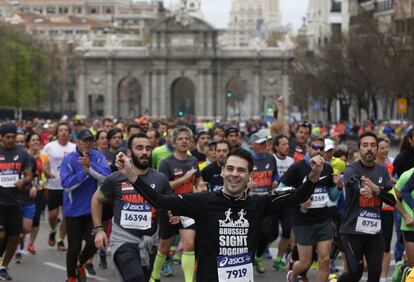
left=355, top=208, right=381, bottom=234
left=309, top=187, right=329, bottom=208
left=217, top=253, right=253, bottom=282
left=120, top=203, right=151, bottom=230
left=0, top=174, right=19, bottom=188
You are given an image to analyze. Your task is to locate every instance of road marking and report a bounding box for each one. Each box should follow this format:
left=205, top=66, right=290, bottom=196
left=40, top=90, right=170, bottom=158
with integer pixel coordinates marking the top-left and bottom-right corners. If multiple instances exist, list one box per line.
left=44, top=262, right=109, bottom=281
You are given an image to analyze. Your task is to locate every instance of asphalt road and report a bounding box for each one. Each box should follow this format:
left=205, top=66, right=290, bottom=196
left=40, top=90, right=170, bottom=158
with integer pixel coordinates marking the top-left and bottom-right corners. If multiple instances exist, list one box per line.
left=6, top=217, right=296, bottom=281
left=6, top=215, right=395, bottom=282
left=6, top=146, right=400, bottom=281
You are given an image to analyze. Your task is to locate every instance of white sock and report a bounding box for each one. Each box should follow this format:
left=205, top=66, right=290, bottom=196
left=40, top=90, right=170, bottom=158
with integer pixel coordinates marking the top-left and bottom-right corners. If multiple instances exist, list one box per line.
left=379, top=278, right=386, bottom=282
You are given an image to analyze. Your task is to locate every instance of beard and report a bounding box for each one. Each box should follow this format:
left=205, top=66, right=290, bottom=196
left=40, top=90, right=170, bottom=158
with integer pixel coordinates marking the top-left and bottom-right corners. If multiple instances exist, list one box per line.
left=131, top=153, right=149, bottom=169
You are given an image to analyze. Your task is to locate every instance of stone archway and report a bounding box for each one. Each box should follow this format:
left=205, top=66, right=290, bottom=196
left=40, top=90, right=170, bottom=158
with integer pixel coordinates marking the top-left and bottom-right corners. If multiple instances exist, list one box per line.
left=88, top=94, right=104, bottom=117
left=225, top=77, right=248, bottom=117
left=118, top=77, right=142, bottom=118
left=171, top=77, right=195, bottom=117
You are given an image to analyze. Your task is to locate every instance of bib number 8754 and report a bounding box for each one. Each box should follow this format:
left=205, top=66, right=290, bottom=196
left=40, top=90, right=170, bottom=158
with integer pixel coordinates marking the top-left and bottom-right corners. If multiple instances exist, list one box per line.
left=226, top=268, right=247, bottom=279
left=123, top=213, right=148, bottom=222
left=361, top=220, right=377, bottom=228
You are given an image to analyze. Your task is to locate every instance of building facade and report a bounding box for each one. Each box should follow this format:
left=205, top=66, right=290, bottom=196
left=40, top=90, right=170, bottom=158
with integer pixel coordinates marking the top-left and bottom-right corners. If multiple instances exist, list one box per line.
left=0, top=0, right=161, bottom=32
left=75, top=12, right=293, bottom=119
left=307, top=0, right=350, bottom=50
left=225, top=0, right=282, bottom=47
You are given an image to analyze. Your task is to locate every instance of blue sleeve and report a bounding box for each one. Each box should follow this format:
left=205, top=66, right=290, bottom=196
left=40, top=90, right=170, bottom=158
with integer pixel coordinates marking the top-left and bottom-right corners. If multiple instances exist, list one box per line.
left=60, top=156, right=87, bottom=190
left=328, top=186, right=340, bottom=201
left=401, top=172, right=414, bottom=210
left=90, top=152, right=111, bottom=177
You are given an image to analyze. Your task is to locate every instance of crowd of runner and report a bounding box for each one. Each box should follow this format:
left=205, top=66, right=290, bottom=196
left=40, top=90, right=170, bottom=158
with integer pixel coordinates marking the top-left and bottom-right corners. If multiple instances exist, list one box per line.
left=1, top=104, right=414, bottom=282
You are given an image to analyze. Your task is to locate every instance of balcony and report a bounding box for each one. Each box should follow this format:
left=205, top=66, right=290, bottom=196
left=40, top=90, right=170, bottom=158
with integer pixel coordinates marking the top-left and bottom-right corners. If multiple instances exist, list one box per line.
left=374, top=0, right=394, bottom=13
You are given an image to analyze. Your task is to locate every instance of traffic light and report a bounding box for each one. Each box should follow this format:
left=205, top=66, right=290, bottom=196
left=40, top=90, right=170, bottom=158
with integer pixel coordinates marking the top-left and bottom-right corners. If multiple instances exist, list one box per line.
left=226, top=91, right=233, bottom=98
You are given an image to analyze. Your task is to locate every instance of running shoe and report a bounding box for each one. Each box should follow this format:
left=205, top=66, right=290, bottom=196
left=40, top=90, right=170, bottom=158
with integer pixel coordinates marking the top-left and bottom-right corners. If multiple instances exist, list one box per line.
left=0, top=268, right=12, bottom=281
left=286, top=270, right=298, bottom=282
left=98, top=250, right=107, bottom=269
left=328, top=273, right=338, bottom=282
left=254, top=256, right=265, bottom=274
left=160, top=260, right=174, bottom=277
left=76, top=265, right=87, bottom=282
left=48, top=231, right=56, bottom=247
left=273, top=256, right=286, bottom=271
left=27, top=243, right=36, bottom=255
left=149, top=277, right=160, bottom=282
left=14, top=252, right=22, bottom=264
left=57, top=240, right=67, bottom=252
left=85, top=263, right=96, bottom=276
left=67, top=277, right=77, bottom=282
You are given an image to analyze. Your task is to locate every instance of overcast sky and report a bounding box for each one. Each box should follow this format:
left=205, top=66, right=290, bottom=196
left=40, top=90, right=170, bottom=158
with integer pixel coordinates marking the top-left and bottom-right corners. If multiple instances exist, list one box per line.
left=162, top=0, right=309, bottom=30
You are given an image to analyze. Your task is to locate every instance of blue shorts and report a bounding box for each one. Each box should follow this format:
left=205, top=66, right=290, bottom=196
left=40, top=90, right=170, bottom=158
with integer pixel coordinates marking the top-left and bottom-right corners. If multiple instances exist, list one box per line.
left=21, top=203, right=36, bottom=220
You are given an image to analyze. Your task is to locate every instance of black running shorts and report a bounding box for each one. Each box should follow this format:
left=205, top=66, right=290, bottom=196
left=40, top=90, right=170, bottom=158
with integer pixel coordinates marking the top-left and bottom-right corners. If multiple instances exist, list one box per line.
left=47, top=189, right=63, bottom=211
left=0, top=205, right=22, bottom=236
left=159, top=213, right=195, bottom=240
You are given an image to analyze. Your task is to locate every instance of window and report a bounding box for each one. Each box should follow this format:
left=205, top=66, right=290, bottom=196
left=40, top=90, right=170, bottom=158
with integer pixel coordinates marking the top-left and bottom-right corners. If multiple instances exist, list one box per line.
left=74, top=6, right=82, bottom=13
left=105, top=7, right=112, bottom=14
left=59, top=7, right=68, bottom=14
left=89, top=7, right=97, bottom=14
left=46, top=6, right=56, bottom=14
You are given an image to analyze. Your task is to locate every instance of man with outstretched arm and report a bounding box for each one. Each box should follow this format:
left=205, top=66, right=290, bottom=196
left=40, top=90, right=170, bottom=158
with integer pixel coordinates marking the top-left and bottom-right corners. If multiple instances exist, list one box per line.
left=116, top=148, right=324, bottom=282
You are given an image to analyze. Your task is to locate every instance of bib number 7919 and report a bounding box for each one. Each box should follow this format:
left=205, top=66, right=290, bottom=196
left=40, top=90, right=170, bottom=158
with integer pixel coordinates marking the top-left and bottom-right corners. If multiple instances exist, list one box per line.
left=226, top=268, right=248, bottom=279
left=217, top=253, right=253, bottom=282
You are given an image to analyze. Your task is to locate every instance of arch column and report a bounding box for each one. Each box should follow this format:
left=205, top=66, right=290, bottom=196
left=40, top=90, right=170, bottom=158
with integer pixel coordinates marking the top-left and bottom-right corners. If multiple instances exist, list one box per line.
left=159, top=70, right=167, bottom=118
left=206, top=70, right=213, bottom=118
left=253, top=68, right=261, bottom=118
left=151, top=71, right=159, bottom=117
left=76, top=60, right=87, bottom=116
left=105, top=59, right=114, bottom=117
left=143, top=71, right=150, bottom=115
left=216, top=70, right=224, bottom=119
left=197, top=70, right=206, bottom=117
left=282, top=62, right=291, bottom=117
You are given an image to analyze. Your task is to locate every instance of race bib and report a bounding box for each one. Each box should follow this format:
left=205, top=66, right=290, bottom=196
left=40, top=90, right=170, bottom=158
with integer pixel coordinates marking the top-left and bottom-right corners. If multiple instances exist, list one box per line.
left=180, top=216, right=195, bottom=228
left=355, top=208, right=381, bottom=234
left=0, top=174, right=19, bottom=188
left=217, top=253, right=253, bottom=282
left=120, top=203, right=151, bottom=230
left=309, top=187, right=329, bottom=208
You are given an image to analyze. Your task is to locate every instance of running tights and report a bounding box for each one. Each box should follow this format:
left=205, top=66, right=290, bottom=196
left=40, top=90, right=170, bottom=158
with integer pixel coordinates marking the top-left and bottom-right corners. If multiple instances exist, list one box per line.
left=66, top=215, right=97, bottom=278
left=338, top=233, right=384, bottom=282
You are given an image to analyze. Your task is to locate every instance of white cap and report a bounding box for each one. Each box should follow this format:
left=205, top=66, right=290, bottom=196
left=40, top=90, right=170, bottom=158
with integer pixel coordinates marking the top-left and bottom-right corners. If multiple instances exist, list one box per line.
left=324, top=139, right=334, bottom=152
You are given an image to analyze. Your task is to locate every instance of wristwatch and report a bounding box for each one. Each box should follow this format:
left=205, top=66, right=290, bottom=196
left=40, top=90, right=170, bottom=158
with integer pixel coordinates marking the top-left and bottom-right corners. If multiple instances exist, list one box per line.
left=91, top=226, right=104, bottom=236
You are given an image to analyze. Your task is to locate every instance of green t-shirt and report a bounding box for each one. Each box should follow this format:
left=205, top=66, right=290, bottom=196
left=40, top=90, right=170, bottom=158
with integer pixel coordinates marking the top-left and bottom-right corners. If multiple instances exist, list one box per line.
left=395, top=167, right=414, bottom=231
left=151, top=145, right=174, bottom=170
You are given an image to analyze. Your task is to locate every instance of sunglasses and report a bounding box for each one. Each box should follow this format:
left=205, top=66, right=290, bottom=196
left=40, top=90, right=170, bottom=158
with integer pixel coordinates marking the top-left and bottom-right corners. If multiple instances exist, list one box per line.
left=299, top=121, right=312, bottom=128
left=311, top=144, right=324, bottom=151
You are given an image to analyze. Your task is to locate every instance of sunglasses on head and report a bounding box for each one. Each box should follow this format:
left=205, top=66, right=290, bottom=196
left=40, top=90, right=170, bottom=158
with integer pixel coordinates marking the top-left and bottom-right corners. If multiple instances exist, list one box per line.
left=299, top=121, right=312, bottom=128
left=311, top=144, right=324, bottom=151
